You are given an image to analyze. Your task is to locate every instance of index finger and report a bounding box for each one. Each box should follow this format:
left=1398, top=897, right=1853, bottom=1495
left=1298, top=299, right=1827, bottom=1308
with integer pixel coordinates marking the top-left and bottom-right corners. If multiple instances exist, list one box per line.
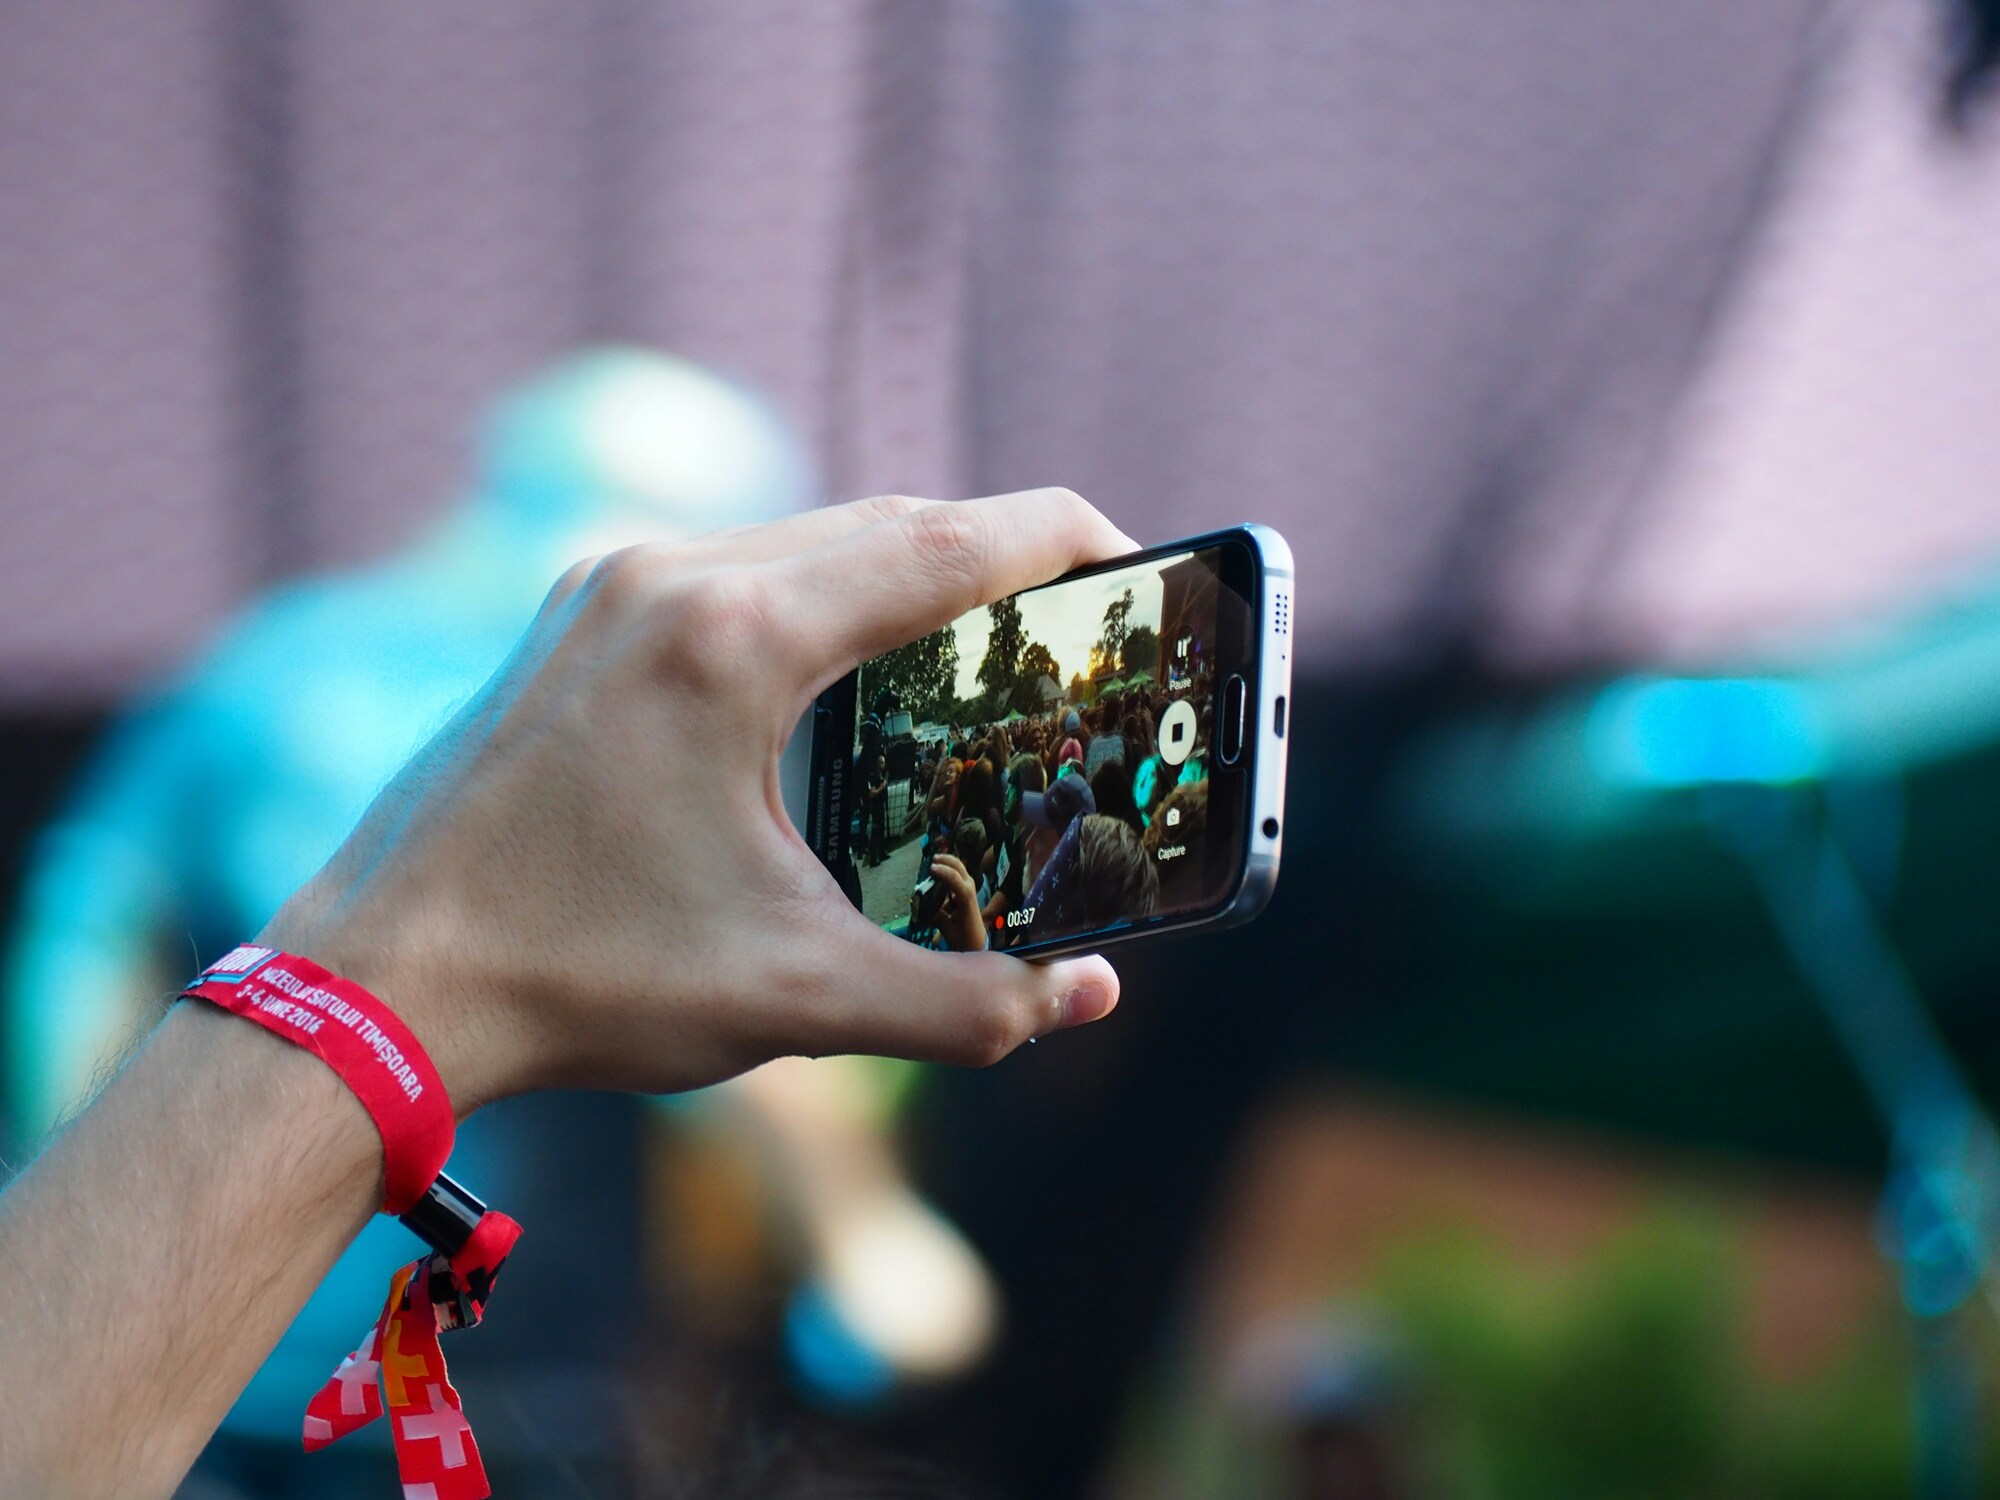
left=541, top=494, right=941, bottom=615
left=770, top=488, right=1136, bottom=679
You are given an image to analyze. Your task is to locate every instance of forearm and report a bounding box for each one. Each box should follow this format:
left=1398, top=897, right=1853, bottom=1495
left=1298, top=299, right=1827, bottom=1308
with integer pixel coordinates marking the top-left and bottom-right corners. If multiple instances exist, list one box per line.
left=0, top=1002, right=380, bottom=1499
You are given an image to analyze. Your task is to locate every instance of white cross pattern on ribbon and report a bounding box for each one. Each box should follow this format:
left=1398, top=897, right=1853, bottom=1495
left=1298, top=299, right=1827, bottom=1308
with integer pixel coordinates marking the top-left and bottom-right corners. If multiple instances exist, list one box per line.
left=398, top=1383, right=473, bottom=1469
left=332, top=1328, right=381, bottom=1415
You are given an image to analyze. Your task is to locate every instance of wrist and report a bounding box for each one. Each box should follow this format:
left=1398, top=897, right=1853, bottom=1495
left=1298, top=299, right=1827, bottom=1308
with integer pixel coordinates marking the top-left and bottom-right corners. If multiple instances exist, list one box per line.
left=255, top=886, right=516, bottom=1118
left=169, top=999, right=385, bottom=1210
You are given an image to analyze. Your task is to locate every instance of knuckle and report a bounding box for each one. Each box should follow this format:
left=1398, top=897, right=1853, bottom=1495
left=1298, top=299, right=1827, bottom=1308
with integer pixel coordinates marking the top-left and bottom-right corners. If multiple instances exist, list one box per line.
left=1042, top=486, right=1100, bottom=540
left=588, top=542, right=680, bottom=617
left=1033, top=484, right=1108, bottom=536
left=958, top=997, right=1026, bottom=1068
left=901, top=502, right=987, bottom=596
left=654, top=571, right=784, bottom=684
left=855, top=493, right=928, bottom=527
left=703, top=572, right=780, bottom=644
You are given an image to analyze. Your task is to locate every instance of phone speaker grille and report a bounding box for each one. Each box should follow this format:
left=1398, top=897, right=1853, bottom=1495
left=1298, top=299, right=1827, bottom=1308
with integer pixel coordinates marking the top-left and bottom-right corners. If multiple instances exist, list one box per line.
left=1273, top=591, right=1290, bottom=637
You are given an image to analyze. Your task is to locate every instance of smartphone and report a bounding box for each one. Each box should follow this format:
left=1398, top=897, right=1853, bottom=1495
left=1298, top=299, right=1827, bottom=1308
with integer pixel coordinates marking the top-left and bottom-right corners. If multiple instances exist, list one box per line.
left=801, top=524, right=1292, bottom=960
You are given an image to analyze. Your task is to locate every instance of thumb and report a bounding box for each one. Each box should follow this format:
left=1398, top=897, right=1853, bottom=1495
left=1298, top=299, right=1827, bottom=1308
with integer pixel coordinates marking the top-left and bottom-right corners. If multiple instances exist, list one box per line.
left=825, top=924, right=1120, bottom=1068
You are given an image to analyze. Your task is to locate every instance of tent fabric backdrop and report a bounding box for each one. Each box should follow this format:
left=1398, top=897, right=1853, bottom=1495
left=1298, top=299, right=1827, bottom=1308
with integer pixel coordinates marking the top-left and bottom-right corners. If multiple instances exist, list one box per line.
left=4, top=0, right=1999, bottom=705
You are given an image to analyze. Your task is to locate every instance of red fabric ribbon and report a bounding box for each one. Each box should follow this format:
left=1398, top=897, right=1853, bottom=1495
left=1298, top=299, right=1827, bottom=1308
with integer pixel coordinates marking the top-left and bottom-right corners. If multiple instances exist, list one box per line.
left=304, top=1214, right=522, bottom=1500
left=182, top=945, right=520, bottom=1500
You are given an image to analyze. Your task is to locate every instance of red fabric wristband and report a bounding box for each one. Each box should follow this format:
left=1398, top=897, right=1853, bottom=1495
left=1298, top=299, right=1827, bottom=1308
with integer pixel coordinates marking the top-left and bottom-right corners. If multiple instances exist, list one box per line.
left=184, top=942, right=515, bottom=1500
left=182, top=944, right=455, bottom=1215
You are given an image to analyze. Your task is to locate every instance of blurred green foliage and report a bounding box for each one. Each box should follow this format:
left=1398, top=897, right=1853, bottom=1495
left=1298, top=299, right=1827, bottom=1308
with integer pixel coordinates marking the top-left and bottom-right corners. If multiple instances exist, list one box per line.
left=1376, top=1213, right=1917, bottom=1500
left=1123, top=1207, right=1984, bottom=1500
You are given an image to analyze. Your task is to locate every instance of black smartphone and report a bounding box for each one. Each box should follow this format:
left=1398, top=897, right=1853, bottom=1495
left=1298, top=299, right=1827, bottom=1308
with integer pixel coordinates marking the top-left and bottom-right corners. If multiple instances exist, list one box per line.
left=800, top=524, right=1292, bottom=960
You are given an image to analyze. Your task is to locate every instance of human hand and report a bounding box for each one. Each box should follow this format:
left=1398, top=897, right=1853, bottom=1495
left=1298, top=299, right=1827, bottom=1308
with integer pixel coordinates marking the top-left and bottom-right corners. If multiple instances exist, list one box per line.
left=263, top=491, right=1131, bottom=1111
left=928, top=853, right=988, bottom=954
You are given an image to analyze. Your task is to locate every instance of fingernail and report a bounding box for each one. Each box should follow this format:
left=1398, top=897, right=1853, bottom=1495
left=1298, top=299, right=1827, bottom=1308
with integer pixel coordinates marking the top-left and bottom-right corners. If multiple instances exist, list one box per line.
left=1059, top=982, right=1114, bottom=1029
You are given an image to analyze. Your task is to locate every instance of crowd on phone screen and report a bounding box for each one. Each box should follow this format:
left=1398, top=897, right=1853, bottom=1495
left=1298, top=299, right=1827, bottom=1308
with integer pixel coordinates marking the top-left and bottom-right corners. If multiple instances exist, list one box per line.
left=856, top=674, right=1218, bottom=952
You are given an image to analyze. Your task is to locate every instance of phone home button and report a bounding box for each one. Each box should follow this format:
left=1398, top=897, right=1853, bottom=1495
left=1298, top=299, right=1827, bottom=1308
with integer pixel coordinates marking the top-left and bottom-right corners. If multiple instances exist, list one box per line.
left=1218, top=674, right=1248, bottom=766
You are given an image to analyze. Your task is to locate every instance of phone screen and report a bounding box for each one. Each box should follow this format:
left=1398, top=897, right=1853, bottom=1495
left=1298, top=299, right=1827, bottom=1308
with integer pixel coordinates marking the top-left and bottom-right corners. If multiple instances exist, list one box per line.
left=837, top=540, right=1255, bottom=955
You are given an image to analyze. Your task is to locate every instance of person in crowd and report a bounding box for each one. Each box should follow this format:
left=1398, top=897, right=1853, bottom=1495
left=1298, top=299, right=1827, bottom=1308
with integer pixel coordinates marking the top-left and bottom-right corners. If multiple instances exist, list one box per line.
left=857, top=688, right=895, bottom=777
left=908, top=812, right=991, bottom=951
left=1019, top=813, right=1160, bottom=937
left=1123, top=709, right=1164, bottom=825
left=904, top=746, right=939, bottom=839
left=985, top=754, right=1045, bottom=925
left=955, top=760, right=1005, bottom=884
left=0, top=487, right=1130, bottom=1500
left=954, top=814, right=991, bottom=904
left=863, top=752, right=890, bottom=867
left=975, top=733, right=1013, bottom=849
left=852, top=688, right=898, bottom=869
left=1019, top=761, right=1095, bottom=901
left=1088, top=760, right=1146, bottom=837
left=926, top=755, right=963, bottom=835
left=1052, top=709, right=1085, bottom=773
left=927, top=851, right=987, bottom=955
left=1085, top=694, right=1127, bottom=778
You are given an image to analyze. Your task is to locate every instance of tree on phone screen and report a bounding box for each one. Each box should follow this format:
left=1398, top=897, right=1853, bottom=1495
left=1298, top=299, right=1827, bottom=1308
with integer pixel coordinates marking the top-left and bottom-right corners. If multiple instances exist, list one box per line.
left=860, top=626, right=959, bottom=724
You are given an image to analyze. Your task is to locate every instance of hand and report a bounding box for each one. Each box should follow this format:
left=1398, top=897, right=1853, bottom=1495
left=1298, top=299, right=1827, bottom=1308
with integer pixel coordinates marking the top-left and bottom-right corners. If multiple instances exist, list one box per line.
left=928, top=853, right=989, bottom=954
left=263, top=490, right=1132, bottom=1110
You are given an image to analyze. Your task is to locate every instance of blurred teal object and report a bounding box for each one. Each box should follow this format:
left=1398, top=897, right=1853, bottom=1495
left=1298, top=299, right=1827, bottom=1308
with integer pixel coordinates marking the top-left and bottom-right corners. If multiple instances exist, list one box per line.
left=1408, top=578, right=2000, bottom=847
left=1586, top=677, right=1824, bottom=788
left=0, top=347, right=812, bottom=1438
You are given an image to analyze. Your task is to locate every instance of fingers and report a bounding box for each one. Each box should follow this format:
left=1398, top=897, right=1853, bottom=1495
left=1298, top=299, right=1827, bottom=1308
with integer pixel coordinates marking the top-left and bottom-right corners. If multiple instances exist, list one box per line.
left=926, top=854, right=987, bottom=952
left=770, top=489, right=1137, bottom=677
left=557, top=489, right=1130, bottom=715
left=544, top=494, right=948, bottom=697
left=694, top=493, right=936, bottom=568
left=930, top=853, right=974, bottom=896
left=820, top=926, right=1120, bottom=1068
left=545, top=495, right=936, bottom=621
